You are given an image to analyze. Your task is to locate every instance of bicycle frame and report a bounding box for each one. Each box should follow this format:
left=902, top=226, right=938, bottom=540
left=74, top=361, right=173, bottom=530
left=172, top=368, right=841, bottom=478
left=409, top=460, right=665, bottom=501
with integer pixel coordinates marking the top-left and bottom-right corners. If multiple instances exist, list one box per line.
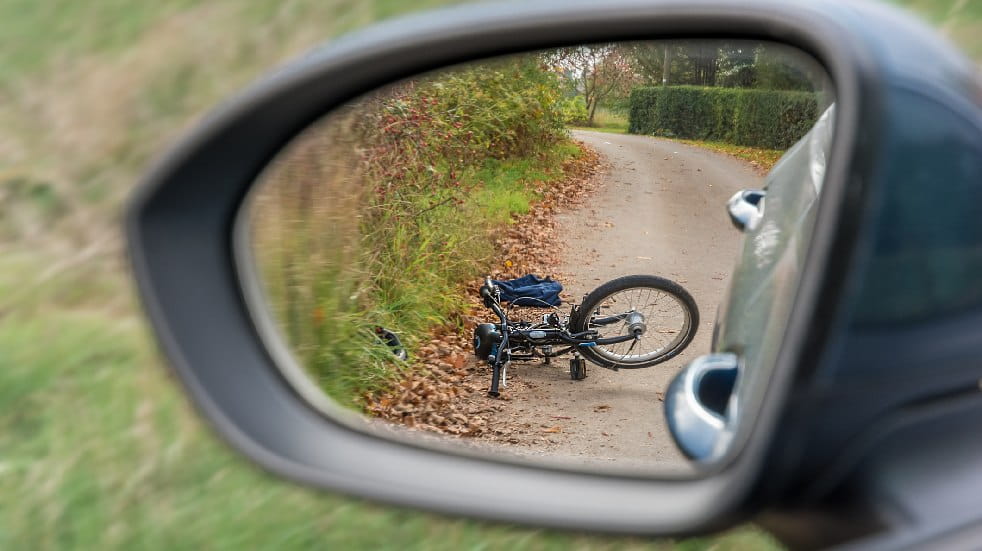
left=479, top=277, right=641, bottom=396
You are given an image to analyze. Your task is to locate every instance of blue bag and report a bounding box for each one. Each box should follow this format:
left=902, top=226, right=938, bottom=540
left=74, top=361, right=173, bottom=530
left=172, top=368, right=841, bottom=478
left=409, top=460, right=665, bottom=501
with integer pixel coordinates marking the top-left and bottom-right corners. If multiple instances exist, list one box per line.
left=492, top=274, right=563, bottom=307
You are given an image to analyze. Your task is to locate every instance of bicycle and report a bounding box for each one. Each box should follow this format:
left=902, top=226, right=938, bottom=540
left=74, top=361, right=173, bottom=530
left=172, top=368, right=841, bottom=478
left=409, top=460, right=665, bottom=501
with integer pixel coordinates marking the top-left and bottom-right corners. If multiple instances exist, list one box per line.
left=473, top=274, right=699, bottom=397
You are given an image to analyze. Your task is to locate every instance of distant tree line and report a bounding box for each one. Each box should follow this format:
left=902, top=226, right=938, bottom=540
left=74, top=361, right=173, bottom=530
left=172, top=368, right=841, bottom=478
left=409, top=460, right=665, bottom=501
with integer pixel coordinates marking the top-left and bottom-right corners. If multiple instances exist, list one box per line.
left=548, top=40, right=829, bottom=126
left=626, top=40, right=822, bottom=90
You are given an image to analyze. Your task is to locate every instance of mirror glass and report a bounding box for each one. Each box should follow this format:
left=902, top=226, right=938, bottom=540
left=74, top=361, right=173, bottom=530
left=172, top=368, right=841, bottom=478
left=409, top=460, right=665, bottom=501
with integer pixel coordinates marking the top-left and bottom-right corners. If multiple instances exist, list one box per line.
left=241, top=40, right=834, bottom=474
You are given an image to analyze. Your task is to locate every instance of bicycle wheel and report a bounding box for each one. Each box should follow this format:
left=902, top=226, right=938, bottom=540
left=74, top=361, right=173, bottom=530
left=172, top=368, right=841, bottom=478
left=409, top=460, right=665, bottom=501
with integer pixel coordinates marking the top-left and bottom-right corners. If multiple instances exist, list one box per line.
left=571, top=274, right=698, bottom=369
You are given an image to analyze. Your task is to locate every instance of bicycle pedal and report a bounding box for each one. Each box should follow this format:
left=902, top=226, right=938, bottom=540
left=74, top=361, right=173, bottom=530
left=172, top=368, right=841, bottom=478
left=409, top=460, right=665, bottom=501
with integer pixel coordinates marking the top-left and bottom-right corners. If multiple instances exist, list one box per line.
left=569, top=357, right=587, bottom=381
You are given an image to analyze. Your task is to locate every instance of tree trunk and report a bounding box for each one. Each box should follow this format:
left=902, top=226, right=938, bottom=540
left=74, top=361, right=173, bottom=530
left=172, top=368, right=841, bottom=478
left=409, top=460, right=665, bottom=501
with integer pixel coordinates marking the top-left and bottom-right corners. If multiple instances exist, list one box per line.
left=662, top=47, right=671, bottom=85
left=587, top=97, right=599, bottom=126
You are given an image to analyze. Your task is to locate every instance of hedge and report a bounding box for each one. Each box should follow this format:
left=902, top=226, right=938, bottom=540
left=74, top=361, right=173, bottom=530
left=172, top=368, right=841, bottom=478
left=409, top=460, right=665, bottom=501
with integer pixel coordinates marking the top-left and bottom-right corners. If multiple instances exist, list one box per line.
left=628, top=86, right=819, bottom=149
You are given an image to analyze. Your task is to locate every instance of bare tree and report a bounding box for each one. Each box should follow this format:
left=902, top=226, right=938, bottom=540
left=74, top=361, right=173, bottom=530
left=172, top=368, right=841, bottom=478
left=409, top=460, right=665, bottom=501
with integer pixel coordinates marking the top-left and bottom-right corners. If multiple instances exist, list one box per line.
left=551, top=45, right=638, bottom=126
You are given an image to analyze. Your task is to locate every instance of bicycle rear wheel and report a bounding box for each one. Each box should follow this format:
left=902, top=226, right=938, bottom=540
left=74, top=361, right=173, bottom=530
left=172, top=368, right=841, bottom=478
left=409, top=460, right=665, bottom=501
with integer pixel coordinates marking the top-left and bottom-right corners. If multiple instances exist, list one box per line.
left=571, top=275, right=698, bottom=368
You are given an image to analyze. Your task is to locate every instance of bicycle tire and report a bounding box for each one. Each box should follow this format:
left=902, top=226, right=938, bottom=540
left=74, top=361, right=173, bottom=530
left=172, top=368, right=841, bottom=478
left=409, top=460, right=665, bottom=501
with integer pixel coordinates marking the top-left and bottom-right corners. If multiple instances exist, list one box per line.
left=571, top=274, right=698, bottom=369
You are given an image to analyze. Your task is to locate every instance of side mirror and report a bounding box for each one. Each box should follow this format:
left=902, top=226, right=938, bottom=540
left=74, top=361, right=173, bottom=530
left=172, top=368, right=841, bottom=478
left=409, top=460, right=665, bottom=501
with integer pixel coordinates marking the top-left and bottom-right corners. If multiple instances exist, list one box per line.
left=727, top=189, right=766, bottom=232
left=664, top=353, right=739, bottom=462
left=126, top=0, right=982, bottom=546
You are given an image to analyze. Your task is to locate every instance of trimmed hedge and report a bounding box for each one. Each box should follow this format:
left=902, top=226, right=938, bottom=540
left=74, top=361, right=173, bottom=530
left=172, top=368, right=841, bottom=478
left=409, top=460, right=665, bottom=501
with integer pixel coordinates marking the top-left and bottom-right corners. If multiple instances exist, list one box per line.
left=628, top=86, right=819, bottom=149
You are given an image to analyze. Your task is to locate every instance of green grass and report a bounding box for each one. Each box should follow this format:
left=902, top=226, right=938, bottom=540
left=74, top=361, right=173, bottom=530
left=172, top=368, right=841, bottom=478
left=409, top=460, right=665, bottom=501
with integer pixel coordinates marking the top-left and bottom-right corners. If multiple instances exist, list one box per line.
left=0, top=0, right=194, bottom=83
left=890, top=0, right=982, bottom=61
left=571, top=107, right=630, bottom=134
left=475, top=158, right=544, bottom=219
left=571, top=125, right=630, bottom=135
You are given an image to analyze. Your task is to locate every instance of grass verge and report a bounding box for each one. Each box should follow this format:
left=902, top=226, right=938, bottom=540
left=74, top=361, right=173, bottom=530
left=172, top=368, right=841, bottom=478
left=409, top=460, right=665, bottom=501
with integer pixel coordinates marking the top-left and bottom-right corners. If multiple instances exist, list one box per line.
left=570, top=107, right=630, bottom=134
left=671, top=139, right=784, bottom=172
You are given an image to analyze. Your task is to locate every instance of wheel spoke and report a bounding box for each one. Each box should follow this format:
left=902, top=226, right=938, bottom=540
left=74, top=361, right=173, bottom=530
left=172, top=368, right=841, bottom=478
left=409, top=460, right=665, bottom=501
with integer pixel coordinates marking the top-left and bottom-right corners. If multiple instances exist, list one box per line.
left=585, top=282, right=692, bottom=365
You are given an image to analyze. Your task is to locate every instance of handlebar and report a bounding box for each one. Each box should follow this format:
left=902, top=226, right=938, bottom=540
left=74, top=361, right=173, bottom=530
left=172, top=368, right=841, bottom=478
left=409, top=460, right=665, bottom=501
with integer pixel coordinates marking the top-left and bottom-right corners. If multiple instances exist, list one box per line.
left=480, top=276, right=498, bottom=308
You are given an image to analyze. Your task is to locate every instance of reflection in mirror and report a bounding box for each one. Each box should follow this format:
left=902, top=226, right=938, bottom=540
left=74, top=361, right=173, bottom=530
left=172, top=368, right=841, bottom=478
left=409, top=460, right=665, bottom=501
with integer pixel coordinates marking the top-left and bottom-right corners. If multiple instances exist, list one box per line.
left=242, top=40, right=834, bottom=474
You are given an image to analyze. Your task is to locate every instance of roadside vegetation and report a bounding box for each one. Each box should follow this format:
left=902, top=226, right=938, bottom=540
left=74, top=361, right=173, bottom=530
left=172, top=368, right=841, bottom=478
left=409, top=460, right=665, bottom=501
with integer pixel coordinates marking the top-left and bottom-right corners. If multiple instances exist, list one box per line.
left=0, top=0, right=975, bottom=549
left=249, top=57, right=581, bottom=410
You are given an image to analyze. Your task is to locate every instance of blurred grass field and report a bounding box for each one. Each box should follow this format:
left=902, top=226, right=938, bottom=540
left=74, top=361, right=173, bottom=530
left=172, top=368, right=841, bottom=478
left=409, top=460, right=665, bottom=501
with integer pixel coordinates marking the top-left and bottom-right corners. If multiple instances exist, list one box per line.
left=0, top=0, right=976, bottom=548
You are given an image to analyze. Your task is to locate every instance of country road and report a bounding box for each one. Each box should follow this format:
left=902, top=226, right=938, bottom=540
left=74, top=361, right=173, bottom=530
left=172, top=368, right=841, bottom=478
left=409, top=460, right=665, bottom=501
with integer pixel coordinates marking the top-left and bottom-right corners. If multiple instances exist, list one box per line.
left=497, top=130, right=764, bottom=473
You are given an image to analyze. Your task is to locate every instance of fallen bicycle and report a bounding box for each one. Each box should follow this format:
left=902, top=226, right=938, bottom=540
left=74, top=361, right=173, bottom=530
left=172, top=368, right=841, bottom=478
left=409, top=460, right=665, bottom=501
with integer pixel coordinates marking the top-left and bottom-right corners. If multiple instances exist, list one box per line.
left=473, top=274, right=699, bottom=397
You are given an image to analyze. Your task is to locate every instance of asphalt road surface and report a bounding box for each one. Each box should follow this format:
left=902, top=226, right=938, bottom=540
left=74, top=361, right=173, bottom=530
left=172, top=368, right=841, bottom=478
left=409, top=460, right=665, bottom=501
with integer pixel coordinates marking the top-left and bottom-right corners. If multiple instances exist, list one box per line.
left=498, top=130, right=763, bottom=474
